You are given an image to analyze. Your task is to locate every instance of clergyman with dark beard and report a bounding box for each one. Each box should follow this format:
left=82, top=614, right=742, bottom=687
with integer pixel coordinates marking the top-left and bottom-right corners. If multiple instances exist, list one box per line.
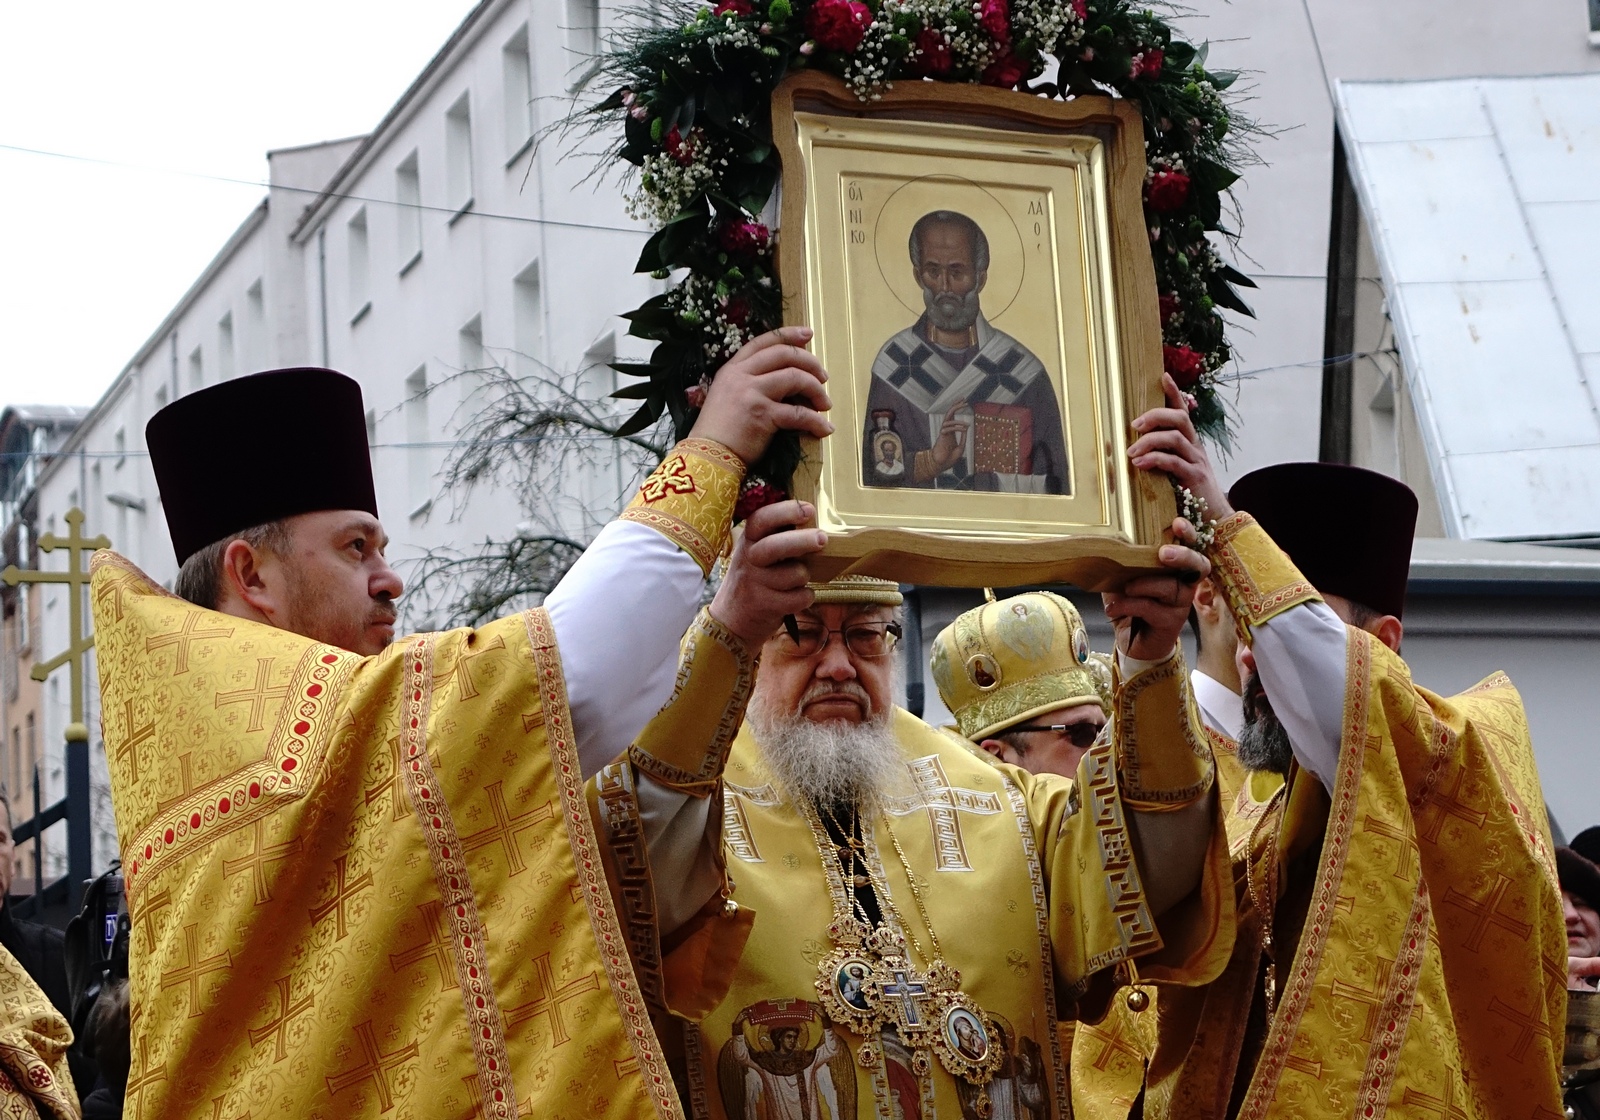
left=865, top=209, right=1069, bottom=492
left=1093, top=373, right=1569, bottom=1117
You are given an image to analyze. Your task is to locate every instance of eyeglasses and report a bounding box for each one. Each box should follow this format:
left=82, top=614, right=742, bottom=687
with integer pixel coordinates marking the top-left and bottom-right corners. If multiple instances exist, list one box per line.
left=1004, top=722, right=1105, bottom=749
left=777, top=618, right=902, bottom=659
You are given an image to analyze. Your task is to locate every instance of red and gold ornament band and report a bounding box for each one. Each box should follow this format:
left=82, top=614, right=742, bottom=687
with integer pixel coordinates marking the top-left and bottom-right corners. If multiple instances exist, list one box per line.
left=620, top=437, right=746, bottom=575
left=1205, top=511, right=1321, bottom=643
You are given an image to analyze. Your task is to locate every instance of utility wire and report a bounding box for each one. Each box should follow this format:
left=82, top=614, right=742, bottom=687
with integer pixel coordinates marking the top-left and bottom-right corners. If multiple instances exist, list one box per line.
left=0, top=140, right=642, bottom=238
left=0, top=349, right=1400, bottom=465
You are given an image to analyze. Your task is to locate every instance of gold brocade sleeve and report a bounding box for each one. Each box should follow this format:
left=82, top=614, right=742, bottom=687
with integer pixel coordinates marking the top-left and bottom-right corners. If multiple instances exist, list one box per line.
left=1114, top=650, right=1214, bottom=808
left=0, top=946, right=76, bottom=1120
left=629, top=609, right=759, bottom=796
left=1206, top=511, right=1321, bottom=643
left=588, top=607, right=760, bottom=1027
left=619, top=437, right=746, bottom=575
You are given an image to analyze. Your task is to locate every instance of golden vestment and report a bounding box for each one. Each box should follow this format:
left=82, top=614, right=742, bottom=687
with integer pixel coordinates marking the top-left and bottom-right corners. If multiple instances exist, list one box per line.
left=596, top=645, right=1233, bottom=1120
left=1079, top=512, right=1566, bottom=1118
left=0, top=945, right=77, bottom=1119
left=92, top=438, right=744, bottom=1119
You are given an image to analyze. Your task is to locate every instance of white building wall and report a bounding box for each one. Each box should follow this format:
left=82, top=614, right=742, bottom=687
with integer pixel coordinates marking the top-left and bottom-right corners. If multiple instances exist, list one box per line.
left=296, top=0, right=659, bottom=610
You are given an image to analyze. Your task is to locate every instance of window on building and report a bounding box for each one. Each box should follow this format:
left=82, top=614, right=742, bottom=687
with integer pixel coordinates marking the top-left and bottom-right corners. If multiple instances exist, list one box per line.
left=405, top=366, right=431, bottom=515
left=566, top=0, right=601, bottom=62
left=513, top=260, right=544, bottom=377
left=154, top=384, right=168, bottom=412
left=503, top=25, right=535, bottom=157
left=244, top=279, right=265, bottom=371
left=396, top=151, right=423, bottom=270
left=348, top=209, right=371, bottom=322
left=114, top=426, right=126, bottom=469
left=458, top=314, right=485, bottom=407
left=217, top=312, right=236, bottom=380
left=445, top=93, right=474, bottom=217
left=189, top=345, right=204, bottom=391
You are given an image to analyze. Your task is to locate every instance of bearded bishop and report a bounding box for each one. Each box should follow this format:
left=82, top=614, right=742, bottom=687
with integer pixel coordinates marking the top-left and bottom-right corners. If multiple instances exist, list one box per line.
left=591, top=573, right=1234, bottom=1120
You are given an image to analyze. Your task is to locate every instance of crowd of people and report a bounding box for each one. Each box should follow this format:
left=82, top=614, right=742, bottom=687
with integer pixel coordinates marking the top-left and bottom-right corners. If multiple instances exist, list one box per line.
left=0, top=329, right=1582, bottom=1118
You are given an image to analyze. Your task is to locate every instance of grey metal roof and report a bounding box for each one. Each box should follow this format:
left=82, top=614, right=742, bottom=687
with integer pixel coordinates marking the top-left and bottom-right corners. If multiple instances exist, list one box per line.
left=1336, top=74, right=1600, bottom=542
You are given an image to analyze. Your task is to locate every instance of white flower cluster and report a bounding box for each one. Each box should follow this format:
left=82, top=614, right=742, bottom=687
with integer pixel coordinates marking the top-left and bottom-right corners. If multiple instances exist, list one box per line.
left=1176, top=485, right=1218, bottom=549
left=626, top=136, right=728, bottom=225
left=667, top=273, right=755, bottom=358
left=1009, top=0, right=1084, bottom=54
left=703, top=17, right=765, bottom=52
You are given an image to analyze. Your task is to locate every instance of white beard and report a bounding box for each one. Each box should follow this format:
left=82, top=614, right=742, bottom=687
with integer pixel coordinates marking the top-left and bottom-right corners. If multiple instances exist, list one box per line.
left=747, top=682, right=908, bottom=810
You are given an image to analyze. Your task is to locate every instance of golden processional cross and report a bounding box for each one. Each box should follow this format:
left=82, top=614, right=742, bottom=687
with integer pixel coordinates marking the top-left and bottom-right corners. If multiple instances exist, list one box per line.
left=2, top=508, right=110, bottom=743
left=1, top=506, right=110, bottom=910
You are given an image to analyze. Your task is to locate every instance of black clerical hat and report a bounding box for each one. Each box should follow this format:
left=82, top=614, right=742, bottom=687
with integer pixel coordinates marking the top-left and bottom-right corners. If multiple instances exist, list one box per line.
left=147, top=368, right=378, bottom=565
left=1228, top=463, right=1418, bottom=620
left=1560, top=847, right=1600, bottom=913
left=1572, top=827, right=1600, bottom=867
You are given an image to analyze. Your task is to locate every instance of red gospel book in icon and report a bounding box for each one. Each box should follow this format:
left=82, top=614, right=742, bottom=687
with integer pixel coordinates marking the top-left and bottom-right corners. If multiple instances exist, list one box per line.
left=971, top=402, right=1034, bottom=476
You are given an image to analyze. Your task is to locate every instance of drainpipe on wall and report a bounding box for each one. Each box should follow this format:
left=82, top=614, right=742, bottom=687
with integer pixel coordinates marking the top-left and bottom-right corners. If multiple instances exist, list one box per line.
left=900, top=584, right=924, bottom=718
left=318, top=228, right=330, bottom=367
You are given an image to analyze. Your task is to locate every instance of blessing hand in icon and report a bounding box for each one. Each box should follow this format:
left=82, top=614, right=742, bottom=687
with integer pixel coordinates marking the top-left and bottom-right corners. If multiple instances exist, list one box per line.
left=930, top=398, right=970, bottom=472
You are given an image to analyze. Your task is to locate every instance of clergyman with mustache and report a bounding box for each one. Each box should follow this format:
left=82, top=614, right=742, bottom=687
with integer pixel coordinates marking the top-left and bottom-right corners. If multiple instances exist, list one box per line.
left=866, top=209, right=1069, bottom=492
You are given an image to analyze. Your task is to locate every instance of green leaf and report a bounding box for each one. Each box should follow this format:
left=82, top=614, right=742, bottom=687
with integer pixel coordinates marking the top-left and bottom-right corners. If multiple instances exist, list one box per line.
left=610, top=361, right=657, bottom=379
left=611, top=381, right=659, bottom=400
left=615, top=397, right=666, bottom=437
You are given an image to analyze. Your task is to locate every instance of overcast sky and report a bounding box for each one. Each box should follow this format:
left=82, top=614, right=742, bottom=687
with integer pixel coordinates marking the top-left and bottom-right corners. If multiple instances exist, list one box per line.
left=0, top=1, right=479, bottom=407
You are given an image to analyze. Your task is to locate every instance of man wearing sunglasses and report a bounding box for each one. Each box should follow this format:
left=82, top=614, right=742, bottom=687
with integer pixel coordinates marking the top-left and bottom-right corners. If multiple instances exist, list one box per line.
left=593, top=501, right=1232, bottom=1120
left=929, top=591, right=1114, bottom=781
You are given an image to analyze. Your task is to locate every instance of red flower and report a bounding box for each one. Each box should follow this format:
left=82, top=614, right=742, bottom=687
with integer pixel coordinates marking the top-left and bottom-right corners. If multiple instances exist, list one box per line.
left=1163, top=344, right=1206, bottom=389
left=663, top=126, right=697, bottom=165
left=714, top=0, right=754, bottom=13
left=1145, top=169, right=1191, bottom=212
left=978, top=0, right=1011, bottom=45
left=722, top=295, right=751, bottom=327
left=1071, top=0, right=1087, bottom=19
left=734, top=478, right=787, bottom=523
left=1157, top=293, right=1180, bottom=324
left=1132, top=48, right=1164, bottom=80
left=981, top=50, right=1026, bottom=89
left=911, top=28, right=953, bottom=75
left=717, top=220, right=771, bottom=256
left=806, top=0, right=872, bottom=52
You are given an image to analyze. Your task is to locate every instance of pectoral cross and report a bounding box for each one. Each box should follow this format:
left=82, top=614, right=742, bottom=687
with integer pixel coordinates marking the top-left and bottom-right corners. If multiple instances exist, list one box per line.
left=880, top=967, right=932, bottom=1027
left=2, top=507, right=110, bottom=736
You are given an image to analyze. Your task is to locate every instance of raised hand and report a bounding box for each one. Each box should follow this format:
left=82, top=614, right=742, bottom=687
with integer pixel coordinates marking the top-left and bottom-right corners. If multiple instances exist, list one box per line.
left=689, top=326, right=834, bottom=465
left=1103, top=516, right=1212, bottom=662
left=710, top=499, right=828, bottom=646
left=931, top=398, right=970, bottom=472
left=1128, top=373, right=1233, bottom=521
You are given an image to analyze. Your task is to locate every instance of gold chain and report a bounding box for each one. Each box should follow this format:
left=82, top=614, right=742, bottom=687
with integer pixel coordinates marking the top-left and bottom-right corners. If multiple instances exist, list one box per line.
left=1243, top=785, right=1287, bottom=1019
left=880, top=815, right=944, bottom=965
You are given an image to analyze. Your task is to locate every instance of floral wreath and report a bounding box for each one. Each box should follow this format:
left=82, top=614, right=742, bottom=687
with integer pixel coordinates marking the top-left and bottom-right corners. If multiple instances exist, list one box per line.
left=591, top=0, right=1255, bottom=518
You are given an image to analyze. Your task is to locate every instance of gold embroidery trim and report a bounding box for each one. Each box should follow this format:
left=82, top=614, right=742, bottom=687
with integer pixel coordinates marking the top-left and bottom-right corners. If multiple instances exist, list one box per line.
left=629, top=608, right=758, bottom=796
left=1208, top=512, right=1320, bottom=643
left=592, top=762, right=667, bottom=1022
left=620, top=437, right=746, bottom=575
left=525, top=607, right=685, bottom=1120
left=398, top=634, right=518, bottom=1119
left=1115, top=651, right=1214, bottom=808
left=1236, top=626, right=1373, bottom=1116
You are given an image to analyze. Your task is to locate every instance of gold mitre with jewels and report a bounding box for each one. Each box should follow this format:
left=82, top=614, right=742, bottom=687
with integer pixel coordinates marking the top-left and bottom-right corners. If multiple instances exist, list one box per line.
left=806, top=574, right=904, bottom=605
left=932, top=591, right=1106, bottom=742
